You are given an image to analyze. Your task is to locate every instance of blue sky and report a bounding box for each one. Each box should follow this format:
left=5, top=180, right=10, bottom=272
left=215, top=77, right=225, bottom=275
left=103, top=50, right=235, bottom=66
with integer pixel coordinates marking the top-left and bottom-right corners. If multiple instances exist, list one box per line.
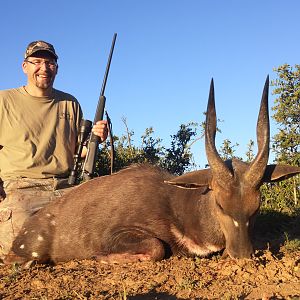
left=1, top=1, right=299, bottom=168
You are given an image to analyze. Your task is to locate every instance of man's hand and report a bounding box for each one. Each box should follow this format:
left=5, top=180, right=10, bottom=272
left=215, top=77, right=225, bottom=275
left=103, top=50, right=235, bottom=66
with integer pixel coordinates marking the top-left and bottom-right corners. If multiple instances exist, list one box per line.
left=81, top=120, right=109, bottom=158
left=92, top=120, right=108, bottom=142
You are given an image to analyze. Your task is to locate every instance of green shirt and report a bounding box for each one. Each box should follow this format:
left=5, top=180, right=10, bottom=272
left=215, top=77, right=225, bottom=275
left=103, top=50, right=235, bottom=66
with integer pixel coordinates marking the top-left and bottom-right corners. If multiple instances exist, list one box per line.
left=0, top=87, right=82, bottom=180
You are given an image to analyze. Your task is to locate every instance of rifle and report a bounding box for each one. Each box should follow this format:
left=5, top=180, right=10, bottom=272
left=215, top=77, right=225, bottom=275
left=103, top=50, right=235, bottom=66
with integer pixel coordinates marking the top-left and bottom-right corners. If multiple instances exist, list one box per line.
left=81, top=33, right=117, bottom=182
left=68, top=119, right=92, bottom=185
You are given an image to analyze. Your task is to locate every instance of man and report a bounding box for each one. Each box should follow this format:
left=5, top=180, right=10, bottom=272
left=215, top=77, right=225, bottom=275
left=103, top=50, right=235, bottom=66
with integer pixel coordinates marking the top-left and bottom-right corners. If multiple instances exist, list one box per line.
left=0, top=41, right=108, bottom=259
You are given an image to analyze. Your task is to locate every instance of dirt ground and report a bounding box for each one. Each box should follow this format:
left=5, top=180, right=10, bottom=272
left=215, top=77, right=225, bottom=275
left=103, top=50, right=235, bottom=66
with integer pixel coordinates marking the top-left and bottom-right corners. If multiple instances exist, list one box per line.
left=0, top=212, right=299, bottom=300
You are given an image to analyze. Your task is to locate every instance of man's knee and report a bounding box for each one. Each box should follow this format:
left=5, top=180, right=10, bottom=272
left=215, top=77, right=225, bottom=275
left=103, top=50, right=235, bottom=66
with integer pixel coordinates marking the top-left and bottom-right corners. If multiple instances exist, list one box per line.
left=0, top=178, right=73, bottom=259
left=0, top=187, right=52, bottom=259
left=0, top=207, right=16, bottom=259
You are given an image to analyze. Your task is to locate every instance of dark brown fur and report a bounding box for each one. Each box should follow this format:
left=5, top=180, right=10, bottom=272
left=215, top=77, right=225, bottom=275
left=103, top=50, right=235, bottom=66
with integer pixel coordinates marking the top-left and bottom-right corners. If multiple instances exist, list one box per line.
left=6, top=161, right=300, bottom=265
left=6, top=164, right=220, bottom=264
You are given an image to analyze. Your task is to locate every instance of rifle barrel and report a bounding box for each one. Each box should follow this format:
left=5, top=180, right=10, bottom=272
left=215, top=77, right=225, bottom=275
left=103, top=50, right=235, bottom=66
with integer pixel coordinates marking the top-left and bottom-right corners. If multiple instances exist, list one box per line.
left=99, top=33, right=117, bottom=98
left=93, top=33, right=117, bottom=124
left=82, top=33, right=117, bottom=181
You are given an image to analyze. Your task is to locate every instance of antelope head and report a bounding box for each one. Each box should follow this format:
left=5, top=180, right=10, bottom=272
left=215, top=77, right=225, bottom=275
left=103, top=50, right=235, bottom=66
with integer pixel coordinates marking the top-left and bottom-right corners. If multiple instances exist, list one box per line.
left=204, top=77, right=270, bottom=258
left=166, top=77, right=300, bottom=258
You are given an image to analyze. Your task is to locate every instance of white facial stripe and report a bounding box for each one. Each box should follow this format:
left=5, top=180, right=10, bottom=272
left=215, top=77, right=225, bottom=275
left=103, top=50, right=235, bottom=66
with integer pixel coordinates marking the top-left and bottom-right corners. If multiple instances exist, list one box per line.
left=233, top=219, right=250, bottom=227
left=37, top=235, right=44, bottom=241
left=233, top=220, right=239, bottom=227
left=32, top=252, right=39, bottom=258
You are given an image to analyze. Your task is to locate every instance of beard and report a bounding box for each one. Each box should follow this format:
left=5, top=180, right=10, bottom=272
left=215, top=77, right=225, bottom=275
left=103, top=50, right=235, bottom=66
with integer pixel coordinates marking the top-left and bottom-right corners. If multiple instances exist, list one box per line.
left=34, top=75, right=55, bottom=90
left=36, top=81, right=53, bottom=89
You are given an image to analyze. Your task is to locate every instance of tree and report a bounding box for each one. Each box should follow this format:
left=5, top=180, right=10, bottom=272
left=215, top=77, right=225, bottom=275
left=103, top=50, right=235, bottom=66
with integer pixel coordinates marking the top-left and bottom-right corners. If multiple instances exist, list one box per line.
left=245, top=139, right=255, bottom=163
left=160, top=122, right=198, bottom=175
left=261, top=64, right=300, bottom=212
left=94, top=120, right=200, bottom=177
left=271, top=64, right=300, bottom=166
left=140, top=127, right=164, bottom=165
left=218, top=139, right=240, bottom=161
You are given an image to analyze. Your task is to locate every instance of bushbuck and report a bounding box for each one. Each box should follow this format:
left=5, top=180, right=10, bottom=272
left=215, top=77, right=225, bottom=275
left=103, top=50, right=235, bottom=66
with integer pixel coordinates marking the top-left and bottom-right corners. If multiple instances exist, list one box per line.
left=5, top=77, right=300, bottom=265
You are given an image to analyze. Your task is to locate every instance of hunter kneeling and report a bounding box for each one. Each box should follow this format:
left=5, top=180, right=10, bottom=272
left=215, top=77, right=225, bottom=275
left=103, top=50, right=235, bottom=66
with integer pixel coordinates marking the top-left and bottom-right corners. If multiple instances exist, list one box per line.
left=0, top=40, right=108, bottom=261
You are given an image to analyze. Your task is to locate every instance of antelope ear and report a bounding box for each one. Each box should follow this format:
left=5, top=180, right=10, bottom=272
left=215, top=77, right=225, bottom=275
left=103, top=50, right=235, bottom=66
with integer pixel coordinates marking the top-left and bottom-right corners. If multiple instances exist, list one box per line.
left=263, top=164, right=300, bottom=182
left=164, top=169, right=212, bottom=189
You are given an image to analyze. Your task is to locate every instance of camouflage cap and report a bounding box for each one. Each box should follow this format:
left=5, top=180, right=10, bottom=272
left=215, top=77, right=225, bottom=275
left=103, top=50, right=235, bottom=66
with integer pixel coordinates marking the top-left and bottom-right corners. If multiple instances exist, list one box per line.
left=24, top=40, right=58, bottom=60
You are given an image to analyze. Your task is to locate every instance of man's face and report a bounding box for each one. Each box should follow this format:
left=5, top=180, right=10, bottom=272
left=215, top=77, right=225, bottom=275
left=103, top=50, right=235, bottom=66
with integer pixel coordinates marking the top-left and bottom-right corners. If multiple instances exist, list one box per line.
left=22, top=51, right=58, bottom=91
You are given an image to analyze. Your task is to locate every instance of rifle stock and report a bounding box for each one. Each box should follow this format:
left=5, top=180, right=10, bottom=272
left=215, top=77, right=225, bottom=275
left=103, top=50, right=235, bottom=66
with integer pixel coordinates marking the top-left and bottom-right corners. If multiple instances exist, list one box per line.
left=82, top=34, right=117, bottom=181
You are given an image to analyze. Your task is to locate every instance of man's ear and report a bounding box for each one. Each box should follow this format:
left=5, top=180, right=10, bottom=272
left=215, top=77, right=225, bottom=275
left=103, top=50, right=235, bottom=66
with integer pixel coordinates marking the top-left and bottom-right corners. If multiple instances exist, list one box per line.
left=22, top=61, right=28, bottom=74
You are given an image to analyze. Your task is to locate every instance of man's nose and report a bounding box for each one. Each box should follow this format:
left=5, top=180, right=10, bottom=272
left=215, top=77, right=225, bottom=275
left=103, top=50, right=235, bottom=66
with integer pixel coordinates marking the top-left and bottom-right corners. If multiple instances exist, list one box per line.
left=39, top=62, right=50, bottom=70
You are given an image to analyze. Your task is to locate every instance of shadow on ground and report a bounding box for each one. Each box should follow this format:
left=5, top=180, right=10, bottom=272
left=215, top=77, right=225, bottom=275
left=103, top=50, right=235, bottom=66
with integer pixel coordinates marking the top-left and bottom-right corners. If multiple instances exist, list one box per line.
left=253, top=210, right=300, bottom=253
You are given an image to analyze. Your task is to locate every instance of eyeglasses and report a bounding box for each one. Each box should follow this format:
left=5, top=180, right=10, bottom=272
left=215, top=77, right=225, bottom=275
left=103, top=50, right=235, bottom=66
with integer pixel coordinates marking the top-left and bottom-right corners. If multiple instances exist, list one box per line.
left=25, top=59, right=58, bottom=68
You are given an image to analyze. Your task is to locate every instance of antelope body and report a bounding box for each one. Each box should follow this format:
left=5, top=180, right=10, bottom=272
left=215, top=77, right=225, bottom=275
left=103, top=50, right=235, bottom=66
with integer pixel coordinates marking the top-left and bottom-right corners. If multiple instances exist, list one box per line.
left=6, top=78, right=300, bottom=265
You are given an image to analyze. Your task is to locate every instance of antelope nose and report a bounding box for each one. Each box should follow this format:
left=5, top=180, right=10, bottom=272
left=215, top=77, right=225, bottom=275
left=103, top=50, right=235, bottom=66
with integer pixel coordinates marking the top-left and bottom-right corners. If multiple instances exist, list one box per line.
left=228, top=244, right=254, bottom=259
